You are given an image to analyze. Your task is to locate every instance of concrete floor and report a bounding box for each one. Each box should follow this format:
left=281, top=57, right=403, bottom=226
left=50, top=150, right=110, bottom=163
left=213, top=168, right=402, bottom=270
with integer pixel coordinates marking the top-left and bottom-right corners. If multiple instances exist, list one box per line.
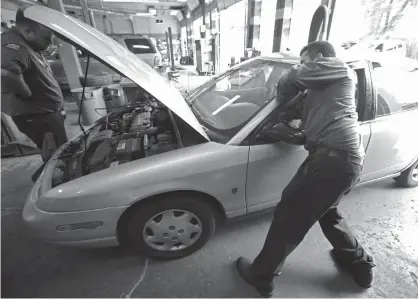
left=1, top=153, right=418, bottom=298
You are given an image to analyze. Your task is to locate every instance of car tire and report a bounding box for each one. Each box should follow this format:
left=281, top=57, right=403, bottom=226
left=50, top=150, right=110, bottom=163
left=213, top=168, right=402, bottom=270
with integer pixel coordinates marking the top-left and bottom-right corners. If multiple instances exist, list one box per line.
left=126, top=195, right=216, bottom=260
left=395, top=160, right=418, bottom=188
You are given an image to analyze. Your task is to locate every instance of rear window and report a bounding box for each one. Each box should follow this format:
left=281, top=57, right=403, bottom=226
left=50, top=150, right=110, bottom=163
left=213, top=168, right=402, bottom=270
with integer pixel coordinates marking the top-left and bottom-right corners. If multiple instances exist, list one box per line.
left=124, top=38, right=156, bottom=54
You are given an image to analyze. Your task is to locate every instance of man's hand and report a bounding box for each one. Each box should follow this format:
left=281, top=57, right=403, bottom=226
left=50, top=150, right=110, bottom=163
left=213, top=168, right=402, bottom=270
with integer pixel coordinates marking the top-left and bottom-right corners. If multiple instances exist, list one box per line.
left=1, top=68, right=32, bottom=99
left=284, top=90, right=307, bottom=109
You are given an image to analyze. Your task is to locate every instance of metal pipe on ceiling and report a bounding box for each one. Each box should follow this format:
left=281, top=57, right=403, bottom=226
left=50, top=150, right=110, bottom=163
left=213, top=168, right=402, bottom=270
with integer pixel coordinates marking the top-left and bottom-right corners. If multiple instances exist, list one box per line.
left=64, top=4, right=128, bottom=15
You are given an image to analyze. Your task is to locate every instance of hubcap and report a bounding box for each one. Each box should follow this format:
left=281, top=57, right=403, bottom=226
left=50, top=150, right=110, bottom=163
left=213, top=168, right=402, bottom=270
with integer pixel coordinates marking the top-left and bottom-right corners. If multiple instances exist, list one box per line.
left=143, top=209, right=202, bottom=252
left=412, top=165, right=418, bottom=182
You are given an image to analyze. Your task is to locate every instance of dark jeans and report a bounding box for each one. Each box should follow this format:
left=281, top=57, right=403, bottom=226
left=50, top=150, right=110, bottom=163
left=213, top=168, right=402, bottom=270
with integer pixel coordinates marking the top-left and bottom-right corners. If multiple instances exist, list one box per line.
left=12, top=111, right=68, bottom=153
left=252, top=152, right=369, bottom=278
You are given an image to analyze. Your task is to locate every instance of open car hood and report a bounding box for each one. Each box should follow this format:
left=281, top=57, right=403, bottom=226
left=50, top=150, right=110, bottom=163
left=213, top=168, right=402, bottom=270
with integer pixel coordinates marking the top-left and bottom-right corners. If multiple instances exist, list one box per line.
left=24, top=6, right=209, bottom=141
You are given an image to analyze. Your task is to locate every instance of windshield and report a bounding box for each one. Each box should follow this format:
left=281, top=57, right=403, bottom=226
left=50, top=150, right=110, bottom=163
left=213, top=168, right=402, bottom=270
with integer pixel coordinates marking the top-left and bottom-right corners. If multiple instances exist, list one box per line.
left=187, top=59, right=294, bottom=142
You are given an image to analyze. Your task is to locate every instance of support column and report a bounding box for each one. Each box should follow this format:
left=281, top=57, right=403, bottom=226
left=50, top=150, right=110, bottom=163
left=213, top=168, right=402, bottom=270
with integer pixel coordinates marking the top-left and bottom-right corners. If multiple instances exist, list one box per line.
left=80, top=0, right=95, bottom=28
left=246, top=0, right=262, bottom=50
left=186, top=16, right=193, bottom=56
left=48, top=0, right=82, bottom=90
left=272, top=0, right=293, bottom=52
left=326, top=0, right=336, bottom=40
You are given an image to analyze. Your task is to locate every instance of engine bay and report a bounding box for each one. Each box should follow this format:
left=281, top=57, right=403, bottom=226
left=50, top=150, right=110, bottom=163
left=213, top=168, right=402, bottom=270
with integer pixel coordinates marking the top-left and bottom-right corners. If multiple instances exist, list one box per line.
left=51, top=96, right=184, bottom=188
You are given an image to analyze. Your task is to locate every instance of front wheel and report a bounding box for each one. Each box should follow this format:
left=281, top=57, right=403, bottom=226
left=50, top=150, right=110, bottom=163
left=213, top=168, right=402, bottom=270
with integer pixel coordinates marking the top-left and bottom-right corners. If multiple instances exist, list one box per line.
left=395, top=160, right=418, bottom=188
left=126, top=195, right=216, bottom=259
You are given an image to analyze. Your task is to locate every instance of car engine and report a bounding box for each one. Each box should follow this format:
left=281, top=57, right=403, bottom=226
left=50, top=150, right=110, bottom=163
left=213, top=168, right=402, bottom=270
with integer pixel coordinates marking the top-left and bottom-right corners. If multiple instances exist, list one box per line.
left=52, top=99, right=179, bottom=187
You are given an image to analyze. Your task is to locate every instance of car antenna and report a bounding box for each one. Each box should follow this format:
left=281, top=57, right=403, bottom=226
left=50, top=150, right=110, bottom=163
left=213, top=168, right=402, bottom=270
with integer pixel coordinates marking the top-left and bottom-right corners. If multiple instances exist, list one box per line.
left=78, top=55, right=91, bottom=150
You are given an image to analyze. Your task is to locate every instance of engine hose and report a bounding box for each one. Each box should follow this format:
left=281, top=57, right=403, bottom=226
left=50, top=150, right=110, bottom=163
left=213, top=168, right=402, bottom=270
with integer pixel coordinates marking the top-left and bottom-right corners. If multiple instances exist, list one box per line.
left=167, top=109, right=184, bottom=148
left=113, top=127, right=158, bottom=141
left=308, top=5, right=329, bottom=43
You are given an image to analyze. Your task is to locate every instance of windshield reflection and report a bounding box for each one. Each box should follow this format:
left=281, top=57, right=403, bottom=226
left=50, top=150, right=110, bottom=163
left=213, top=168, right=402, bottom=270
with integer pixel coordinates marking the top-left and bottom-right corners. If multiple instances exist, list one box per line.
left=186, top=59, right=293, bottom=143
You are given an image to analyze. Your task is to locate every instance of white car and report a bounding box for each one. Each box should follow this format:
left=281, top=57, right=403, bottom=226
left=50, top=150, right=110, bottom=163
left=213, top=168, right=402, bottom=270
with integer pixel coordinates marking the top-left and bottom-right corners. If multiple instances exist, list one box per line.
left=347, top=39, right=407, bottom=57
left=22, top=6, right=418, bottom=260
left=110, top=34, right=162, bottom=67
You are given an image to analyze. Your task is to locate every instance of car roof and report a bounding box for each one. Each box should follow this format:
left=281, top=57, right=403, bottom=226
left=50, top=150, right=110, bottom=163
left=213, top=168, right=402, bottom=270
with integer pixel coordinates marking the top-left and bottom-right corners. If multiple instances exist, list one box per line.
left=257, top=51, right=417, bottom=72
left=256, top=52, right=359, bottom=64
left=257, top=52, right=300, bottom=64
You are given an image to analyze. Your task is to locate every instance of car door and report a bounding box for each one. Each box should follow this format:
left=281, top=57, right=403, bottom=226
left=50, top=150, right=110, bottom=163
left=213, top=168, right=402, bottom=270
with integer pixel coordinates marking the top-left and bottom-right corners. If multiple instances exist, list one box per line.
left=245, top=61, right=374, bottom=211
left=244, top=106, right=308, bottom=213
left=348, top=61, right=374, bottom=182
left=360, top=63, right=418, bottom=181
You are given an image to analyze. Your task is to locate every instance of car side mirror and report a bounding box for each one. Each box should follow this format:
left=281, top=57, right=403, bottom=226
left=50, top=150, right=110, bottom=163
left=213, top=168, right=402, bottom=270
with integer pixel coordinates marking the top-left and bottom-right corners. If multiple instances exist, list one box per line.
left=257, top=122, right=306, bottom=145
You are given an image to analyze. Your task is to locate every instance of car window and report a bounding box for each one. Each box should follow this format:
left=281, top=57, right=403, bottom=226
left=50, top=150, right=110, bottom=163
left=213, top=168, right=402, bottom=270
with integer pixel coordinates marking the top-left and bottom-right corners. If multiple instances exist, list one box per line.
left=187, top=59, right=292, bottom=142
left=375, top=43, right=383, bottom=51
left=214, top=65, right=274, bottom=91
left=124, top=38, right=156, bottom=54
left=373, top=67, right=418, bottom=117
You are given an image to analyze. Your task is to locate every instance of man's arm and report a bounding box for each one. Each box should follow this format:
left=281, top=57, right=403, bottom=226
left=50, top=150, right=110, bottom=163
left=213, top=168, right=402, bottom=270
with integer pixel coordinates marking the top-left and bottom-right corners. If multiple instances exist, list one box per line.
left=1, top=44, right=32, bottom=98
left=275, top=67, right=306, bottom=121
left=296, top=58, right=351, bottom=90
left=1, top=69, right=32, bottom=98
left=276, top=66, right=304, bottom=106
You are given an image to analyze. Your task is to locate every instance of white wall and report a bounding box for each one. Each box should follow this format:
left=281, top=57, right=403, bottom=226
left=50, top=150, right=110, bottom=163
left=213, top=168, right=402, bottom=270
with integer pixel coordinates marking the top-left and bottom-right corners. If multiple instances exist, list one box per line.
left=1, top=0, right=20, bottom=22
left=134, top=16, right=179, bottom=36
left=219, top=0, right=246, bottom=72
left=258, top=0, right=276, bottom=55
left=288, top=0, right=322, bottom=53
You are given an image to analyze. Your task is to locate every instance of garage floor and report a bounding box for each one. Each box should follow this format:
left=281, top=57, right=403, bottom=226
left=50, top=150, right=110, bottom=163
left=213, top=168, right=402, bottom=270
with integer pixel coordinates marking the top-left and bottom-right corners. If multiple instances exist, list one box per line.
left=2, top=152, right=418, bottom=298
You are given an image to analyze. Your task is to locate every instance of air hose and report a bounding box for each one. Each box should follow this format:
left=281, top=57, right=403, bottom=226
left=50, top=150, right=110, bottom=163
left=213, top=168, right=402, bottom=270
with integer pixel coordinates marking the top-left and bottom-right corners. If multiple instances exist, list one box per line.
left=308, top=5, right=329, bottom=43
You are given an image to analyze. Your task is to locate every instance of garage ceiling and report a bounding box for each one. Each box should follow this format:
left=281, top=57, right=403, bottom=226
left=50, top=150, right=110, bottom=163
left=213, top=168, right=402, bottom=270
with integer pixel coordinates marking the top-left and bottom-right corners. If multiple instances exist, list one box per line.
left=63, top=0, right=187, bottom=17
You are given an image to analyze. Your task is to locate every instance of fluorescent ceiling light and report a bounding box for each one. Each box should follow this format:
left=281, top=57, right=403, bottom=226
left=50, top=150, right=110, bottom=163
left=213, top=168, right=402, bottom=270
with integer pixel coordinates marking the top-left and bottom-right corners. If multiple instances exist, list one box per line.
left=149, top=8, right=156, bottom=15
left=177, top=0, right=188, bottom=2
left=170, top=10, right=178, bottom=16
left=136, top=12, right=153, bottom=16
left=102, top=0, right=159, bottom=2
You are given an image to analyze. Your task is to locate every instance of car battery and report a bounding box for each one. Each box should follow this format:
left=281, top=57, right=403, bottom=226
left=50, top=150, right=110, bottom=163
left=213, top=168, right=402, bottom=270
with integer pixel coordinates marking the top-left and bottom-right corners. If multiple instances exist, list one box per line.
left=115, top=137, right=143, bottom=161
left=85, top=139, right=114, bottom=174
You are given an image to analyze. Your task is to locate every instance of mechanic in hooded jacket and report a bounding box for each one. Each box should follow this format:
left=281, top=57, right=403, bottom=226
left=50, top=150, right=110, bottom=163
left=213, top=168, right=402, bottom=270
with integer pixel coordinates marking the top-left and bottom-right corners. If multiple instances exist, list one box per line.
left=1, top=8, right=67, bottom=153
left=235, top=41, right=376, bottom=297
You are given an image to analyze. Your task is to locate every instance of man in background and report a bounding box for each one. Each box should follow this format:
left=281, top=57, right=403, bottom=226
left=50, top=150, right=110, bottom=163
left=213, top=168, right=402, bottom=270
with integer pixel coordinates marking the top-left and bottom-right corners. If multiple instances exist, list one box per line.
left=1, top=8, right=67, bottom=156
left=236, top=41, right=375, bottom=297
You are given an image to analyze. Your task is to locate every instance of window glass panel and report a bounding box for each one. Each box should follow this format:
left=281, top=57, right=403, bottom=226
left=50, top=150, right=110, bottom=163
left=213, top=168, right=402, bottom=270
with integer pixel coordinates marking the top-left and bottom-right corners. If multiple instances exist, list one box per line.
left=186, top=59, right=292, bottom=141
left=373, top=67, right=418, bottom=117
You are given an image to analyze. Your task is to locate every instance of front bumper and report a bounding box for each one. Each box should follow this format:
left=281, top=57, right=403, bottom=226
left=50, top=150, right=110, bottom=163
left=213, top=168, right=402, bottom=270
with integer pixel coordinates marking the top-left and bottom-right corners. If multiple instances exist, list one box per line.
left=22, top=180, right=127, bottom=248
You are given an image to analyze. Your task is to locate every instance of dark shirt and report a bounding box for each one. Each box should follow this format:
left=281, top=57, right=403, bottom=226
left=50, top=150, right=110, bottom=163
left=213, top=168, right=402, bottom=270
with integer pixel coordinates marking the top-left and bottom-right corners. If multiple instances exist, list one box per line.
left=277, top=58, right=364, bottom=158
left=1, top=27, right=63, bottom=116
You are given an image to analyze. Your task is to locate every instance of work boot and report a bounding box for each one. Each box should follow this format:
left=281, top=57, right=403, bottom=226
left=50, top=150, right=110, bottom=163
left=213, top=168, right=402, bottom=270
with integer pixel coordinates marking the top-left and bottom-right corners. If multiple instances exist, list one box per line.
left=331, top=249, right=376, bottom=288
left=236, top=257, right=275, bottom=298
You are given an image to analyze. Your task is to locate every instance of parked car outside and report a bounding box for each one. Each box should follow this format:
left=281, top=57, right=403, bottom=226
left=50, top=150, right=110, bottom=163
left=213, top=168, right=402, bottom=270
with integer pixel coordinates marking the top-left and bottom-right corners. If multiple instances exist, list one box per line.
left=346, top=39, right=407, bottom=57
left=22, top=6, right=418, bottom=260
left=111, top=34, right=162, bottom=67
left=341, top=40, right=358, bottom=50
